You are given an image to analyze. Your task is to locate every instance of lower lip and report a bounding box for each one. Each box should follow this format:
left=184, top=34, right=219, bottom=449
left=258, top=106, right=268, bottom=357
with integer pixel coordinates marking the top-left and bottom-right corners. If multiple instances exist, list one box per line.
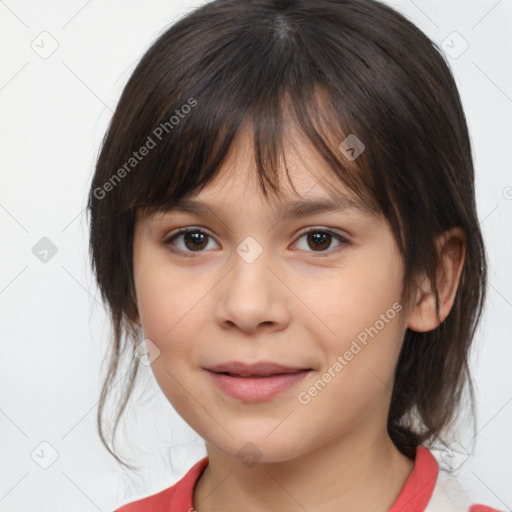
left=206, top=370, right=311, bottom=402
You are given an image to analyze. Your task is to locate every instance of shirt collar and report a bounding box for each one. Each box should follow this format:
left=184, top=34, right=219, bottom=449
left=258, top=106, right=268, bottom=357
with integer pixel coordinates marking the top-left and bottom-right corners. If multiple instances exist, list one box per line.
left=174, top=444, right=438, bottom=512
left=388, top=445, right=439, bottom=512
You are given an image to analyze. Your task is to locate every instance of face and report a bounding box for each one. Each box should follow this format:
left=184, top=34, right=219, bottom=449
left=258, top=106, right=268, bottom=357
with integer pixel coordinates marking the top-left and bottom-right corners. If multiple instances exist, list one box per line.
left=132, top=127, right=410, bottom=463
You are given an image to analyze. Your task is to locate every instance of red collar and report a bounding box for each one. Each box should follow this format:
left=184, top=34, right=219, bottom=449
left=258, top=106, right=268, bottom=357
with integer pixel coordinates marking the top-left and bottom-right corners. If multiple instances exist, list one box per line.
left=170, top=445, right=438, bottom=512
left=170, top=455, right=209, bottom=509
left=388, top=445, right=439, bottom=512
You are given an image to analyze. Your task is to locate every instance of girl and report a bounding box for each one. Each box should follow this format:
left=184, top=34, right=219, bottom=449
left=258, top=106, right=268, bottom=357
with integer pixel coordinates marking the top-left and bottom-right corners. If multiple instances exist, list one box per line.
left=87, top=0, right=502, bottom=510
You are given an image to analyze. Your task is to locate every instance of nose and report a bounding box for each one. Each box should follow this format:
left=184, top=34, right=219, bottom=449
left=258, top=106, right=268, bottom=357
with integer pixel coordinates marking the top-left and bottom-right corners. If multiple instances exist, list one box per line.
left=214, top=243, right=290, bottom=334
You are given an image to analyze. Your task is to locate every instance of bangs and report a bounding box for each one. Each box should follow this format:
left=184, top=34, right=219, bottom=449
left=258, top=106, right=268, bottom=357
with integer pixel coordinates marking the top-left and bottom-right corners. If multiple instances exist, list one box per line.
left=108, top=10, right=386, bottom=222
left=133, top=87, right=381, bottom=222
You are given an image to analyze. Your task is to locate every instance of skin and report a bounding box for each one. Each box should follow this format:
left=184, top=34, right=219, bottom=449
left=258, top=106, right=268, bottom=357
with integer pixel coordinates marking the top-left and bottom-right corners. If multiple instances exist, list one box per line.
left=131, top=125, right=466, bottom=512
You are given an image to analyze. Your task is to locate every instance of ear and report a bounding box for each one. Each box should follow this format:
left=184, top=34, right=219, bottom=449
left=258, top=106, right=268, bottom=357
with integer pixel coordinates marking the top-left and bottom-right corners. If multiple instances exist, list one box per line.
left=407, top=227, right=466, bottom=332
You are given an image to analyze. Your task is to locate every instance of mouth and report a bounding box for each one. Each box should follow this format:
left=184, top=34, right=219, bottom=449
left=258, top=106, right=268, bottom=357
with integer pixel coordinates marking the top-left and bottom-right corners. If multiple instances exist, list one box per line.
left=204, top=361, right=313, bottom=401
left=205, top=361, right=312, bottom=377
left=213, top=372, right=305, bottom=378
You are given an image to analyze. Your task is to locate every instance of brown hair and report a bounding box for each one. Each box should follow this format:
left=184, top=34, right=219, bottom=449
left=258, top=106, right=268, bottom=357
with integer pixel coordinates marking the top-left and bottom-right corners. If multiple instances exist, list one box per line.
left=87, top=0, right=487, bottom=471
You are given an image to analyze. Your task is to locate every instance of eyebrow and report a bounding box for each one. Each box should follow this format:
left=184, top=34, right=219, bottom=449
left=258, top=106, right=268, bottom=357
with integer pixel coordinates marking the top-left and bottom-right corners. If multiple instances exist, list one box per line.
left=159, top=195, right=378, bottom=221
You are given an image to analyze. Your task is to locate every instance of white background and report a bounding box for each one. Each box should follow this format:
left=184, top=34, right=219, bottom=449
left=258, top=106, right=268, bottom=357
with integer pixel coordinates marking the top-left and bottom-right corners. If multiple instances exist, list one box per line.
left=0, top=0, right=511, bottom=511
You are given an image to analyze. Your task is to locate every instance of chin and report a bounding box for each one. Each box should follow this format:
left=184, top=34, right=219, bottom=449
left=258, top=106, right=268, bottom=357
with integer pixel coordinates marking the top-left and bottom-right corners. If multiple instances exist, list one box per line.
left=208, top=431, right=307, bottom=465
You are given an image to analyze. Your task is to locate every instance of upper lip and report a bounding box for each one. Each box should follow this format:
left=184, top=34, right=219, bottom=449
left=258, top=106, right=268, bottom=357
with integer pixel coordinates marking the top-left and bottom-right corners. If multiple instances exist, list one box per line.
left=205, top=361, right=311, bottom=377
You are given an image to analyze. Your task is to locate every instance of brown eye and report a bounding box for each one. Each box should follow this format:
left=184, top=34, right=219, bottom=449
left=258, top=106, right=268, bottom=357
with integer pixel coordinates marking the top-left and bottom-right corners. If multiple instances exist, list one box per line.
left=307, top=232, right=331, bottom=251
left=165, top=228, right=219, bottom=255
left=292, top=229, right=349, bottom=257
left=164, top=227, right=350, bottom=258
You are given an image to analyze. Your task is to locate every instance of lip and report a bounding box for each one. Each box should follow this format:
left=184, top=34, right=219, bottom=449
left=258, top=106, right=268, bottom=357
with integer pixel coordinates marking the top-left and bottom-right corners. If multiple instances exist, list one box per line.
left=204, top=361, right=312, bottom=402
left=205, top=361, right=310, bottom=377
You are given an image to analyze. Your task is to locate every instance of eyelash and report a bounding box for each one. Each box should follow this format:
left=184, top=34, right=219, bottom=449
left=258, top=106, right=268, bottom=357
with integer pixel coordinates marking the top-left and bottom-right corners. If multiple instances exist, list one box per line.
left=163, top=227, right=350, bottom=258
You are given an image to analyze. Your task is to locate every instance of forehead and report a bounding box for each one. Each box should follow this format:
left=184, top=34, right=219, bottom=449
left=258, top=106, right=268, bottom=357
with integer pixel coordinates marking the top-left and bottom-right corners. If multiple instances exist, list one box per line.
left=139, top=169, right=379, bottom=228
left=137, top=118, right=380, bottom=223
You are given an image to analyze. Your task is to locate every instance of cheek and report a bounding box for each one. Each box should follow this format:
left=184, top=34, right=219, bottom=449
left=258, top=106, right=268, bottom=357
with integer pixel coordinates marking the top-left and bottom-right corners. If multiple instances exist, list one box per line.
left=134, top=263, right=209, bottom=414
left=134, top=255, right=207, bottom=343
left=295, top=245, right=405, bottom=395
left=301, top=245, right=404, bottom=343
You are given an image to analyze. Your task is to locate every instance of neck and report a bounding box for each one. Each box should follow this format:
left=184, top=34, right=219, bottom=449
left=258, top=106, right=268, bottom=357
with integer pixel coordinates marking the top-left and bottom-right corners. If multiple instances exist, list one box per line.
left=193, top=431, right=415, bottom=512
